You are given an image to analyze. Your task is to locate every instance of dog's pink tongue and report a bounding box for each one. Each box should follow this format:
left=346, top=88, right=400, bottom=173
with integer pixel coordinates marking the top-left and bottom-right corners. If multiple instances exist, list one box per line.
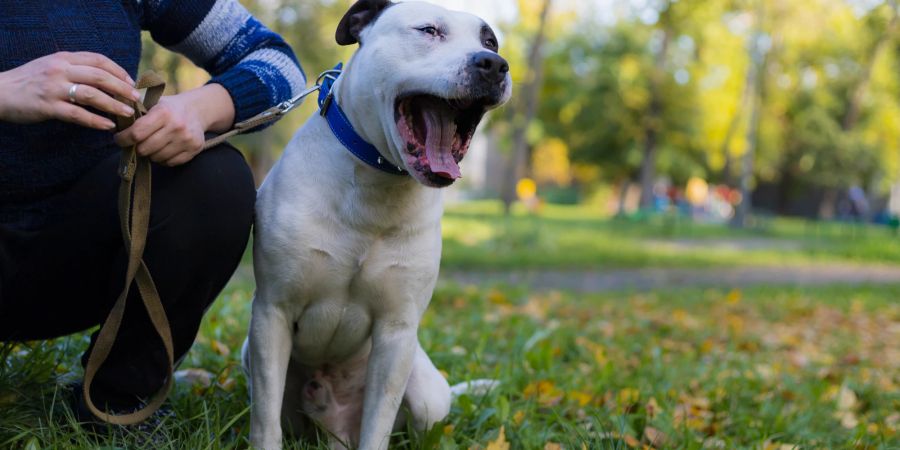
left=423, top=106, right=461, bottom=179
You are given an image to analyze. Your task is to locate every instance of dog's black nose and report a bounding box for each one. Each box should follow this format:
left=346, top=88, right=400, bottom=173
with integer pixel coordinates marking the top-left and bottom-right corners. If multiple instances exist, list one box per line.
left=471, top=51, right=509, bottom=83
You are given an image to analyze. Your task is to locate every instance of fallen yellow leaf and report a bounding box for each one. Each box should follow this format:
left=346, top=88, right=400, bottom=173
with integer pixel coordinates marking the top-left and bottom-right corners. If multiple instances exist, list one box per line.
left=645, top=397, right=661, bottom=418
left=643, top=426, right=668, bottom=448
left=513, top=410, right=526, bottom=425
left=568, top=390, right=593, bottom=407
left=487, top=290, right=510, bottom=305
left=524, top=380, right=564, bottom=406
left=544, top=443, right=562, bottom=450
left=623, top=433, right=640, bottom=448
left=725, top=289, right=742, bottom=305
left=486, top=426, right=509, bottom=450
left=617, top=387, right=640, bottom=407
left=210, top=339, right=231, bottom=357
left=218, top=378, right=237, bottom=392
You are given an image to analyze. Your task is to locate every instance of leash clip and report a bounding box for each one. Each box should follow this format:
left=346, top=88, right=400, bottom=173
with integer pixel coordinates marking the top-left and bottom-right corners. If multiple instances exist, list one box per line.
left=319, top=93, right=334, bottom=117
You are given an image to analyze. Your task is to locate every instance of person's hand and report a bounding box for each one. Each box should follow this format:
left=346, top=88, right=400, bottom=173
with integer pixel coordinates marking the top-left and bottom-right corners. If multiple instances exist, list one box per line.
left=114, top=84, right=235, bottom=167
left=0, top=52, right=140, bottom=130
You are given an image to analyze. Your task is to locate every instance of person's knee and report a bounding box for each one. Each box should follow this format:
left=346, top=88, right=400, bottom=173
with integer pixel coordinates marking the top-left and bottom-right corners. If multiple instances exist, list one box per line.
left=189, top=144, right=256, bottom=227
left=151, top=144, right=256, bottom=257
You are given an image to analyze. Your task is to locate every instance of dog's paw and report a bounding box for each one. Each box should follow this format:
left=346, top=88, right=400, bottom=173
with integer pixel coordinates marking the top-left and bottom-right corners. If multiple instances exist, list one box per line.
left=449, top=379, right=499, bottom=398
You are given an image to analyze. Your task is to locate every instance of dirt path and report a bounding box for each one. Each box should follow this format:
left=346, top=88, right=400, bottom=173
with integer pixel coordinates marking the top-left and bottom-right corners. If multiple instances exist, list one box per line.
left=441, top=264, right=900, bottom=292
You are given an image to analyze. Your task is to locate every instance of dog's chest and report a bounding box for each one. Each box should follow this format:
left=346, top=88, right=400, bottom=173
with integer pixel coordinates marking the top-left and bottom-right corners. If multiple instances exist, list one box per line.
left=284, top=230, right=432, bottom=364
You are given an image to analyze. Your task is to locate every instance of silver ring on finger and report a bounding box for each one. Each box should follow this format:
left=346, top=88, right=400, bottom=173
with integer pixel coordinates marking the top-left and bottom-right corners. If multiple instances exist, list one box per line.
left=68, top=84, right=79, bottom=104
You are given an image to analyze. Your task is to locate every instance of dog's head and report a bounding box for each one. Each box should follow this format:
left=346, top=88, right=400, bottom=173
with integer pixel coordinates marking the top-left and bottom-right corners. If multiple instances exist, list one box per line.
left=335, top=0, right=512, bottom=188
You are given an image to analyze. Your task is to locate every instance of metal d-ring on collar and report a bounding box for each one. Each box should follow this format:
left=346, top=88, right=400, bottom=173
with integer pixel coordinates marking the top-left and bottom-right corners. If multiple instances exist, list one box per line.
left=317, top=62, right=408, bottom=176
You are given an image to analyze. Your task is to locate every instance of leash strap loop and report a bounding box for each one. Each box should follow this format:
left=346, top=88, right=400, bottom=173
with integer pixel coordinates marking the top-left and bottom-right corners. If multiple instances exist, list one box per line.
left=82, top=71, right=175, bottom=426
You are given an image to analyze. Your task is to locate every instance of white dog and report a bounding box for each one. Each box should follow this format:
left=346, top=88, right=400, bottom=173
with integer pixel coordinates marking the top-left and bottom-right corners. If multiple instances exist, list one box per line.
left=244, top=1, right=511, bottom=449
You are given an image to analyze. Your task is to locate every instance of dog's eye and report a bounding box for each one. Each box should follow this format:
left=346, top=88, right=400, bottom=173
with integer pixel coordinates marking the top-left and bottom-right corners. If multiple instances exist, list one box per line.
left=417, top=26, right=439, bottom=36
left=484, top=38, right=498, bottom=50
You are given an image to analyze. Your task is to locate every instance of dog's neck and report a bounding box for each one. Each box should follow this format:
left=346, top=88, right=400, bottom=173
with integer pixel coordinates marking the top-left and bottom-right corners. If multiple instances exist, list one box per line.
left=331, top=69, right=403, bottom=171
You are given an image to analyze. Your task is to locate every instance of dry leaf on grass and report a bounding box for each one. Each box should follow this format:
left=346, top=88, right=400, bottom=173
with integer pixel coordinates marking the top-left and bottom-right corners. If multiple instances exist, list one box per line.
left=210, top=339, right=231, bottom=357
left=485, top=426, right=509, bottom=450
left=524, top=380, right=564, bottom=406
left=643, top=426, right=669, bottom=448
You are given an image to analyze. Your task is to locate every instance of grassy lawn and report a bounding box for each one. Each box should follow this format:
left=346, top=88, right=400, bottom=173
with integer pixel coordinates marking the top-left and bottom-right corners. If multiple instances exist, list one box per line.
left=2, top=265, right=898, bottom=449
left=441, top=201, right=900, bottom=269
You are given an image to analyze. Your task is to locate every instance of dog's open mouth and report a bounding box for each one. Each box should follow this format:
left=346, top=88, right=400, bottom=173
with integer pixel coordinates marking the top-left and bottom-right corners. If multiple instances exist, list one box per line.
left=395, top=94, right=487, bottom=187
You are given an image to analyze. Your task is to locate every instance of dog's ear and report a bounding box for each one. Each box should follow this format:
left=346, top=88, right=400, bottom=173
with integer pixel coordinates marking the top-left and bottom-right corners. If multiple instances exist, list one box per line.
left=336, top=0, right=393, bottom=46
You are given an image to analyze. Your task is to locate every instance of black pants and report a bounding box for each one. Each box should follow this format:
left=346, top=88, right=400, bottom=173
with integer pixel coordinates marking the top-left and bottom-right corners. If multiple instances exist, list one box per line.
left=0, top=144, right=255, bottom=409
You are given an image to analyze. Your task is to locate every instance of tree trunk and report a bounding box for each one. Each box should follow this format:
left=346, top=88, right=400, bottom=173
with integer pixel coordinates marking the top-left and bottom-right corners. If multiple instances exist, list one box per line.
left=638, top=27, right=671, bottom=210
left=732, top=86, right=762, bottom=227
left=616, top=179, right=632, bottom=217
left=501, top=0, right=553, bottom=215
left=719, top=77, right=752, bottom=186
left=731, top=1, right=767, bottom=228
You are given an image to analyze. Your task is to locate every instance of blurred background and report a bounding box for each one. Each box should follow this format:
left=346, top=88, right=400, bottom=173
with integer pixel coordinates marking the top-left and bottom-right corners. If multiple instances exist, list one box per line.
left=146, top=0, right=900, bottom=228
left=139, top=0, right=900, bottom=275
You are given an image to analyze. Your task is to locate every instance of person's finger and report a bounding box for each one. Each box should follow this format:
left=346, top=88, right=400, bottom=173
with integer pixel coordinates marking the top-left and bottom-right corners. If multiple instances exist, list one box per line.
left=62, top=51, right=133, bottom=84
left=114, top=111, right=166, bottom=147
left=163, top=152, right=194, bottom=167
left=53, top=102, right=116, bottom=130
left=68, top=65, right=140, bottom=103
left=69, top=84, right=134, bottom=118
left=136, top=128, right=173, bottom=157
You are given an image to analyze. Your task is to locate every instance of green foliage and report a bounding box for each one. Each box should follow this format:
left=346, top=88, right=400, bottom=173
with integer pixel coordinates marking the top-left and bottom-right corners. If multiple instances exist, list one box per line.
left=535, top=0, right=900, bottom=202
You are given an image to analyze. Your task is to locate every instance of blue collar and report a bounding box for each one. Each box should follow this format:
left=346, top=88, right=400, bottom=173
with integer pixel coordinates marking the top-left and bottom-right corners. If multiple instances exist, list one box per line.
left=318, top=63, right=408, bottom=176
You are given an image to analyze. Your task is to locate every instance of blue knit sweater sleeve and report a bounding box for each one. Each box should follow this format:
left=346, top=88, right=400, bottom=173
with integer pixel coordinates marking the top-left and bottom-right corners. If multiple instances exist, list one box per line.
left=140, top=0, right=306, bottom=129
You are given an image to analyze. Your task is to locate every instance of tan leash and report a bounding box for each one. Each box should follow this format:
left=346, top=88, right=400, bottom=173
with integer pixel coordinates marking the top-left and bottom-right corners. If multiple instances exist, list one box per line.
left=82, top=70, right=331, bottom=425
left=82, top=71, right=174, bottom=425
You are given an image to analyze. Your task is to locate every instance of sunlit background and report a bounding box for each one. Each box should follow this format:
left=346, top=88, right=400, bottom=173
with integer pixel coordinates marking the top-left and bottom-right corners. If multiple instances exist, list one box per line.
left=143, top=0, right=900, bottom=232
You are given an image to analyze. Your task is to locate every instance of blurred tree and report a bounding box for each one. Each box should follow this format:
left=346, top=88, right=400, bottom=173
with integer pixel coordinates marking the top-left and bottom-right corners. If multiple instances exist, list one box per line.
left=754, top=0, right=900, bottom=218
left=538, top=0, right=713, bottom=213
left=500, top=0, right=553, bottom=215
left=732, top=0, right=768, bottom=228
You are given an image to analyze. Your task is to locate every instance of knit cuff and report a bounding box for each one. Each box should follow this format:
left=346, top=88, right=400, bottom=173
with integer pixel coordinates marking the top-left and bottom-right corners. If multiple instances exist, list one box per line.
left=209, top=68, right=274, bottom=131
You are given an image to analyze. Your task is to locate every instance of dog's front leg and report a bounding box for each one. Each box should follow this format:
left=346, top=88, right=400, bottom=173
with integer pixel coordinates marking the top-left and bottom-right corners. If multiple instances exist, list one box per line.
left=248, top=304, right=293, bottom=450
left=358, top=317, right=419, bottom=450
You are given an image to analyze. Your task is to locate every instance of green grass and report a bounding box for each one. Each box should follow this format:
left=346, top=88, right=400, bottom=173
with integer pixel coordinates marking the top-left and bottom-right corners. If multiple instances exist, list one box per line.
left=2, top=264, right=898, bottom=449
left=441, top=201, right=900, bottom=269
